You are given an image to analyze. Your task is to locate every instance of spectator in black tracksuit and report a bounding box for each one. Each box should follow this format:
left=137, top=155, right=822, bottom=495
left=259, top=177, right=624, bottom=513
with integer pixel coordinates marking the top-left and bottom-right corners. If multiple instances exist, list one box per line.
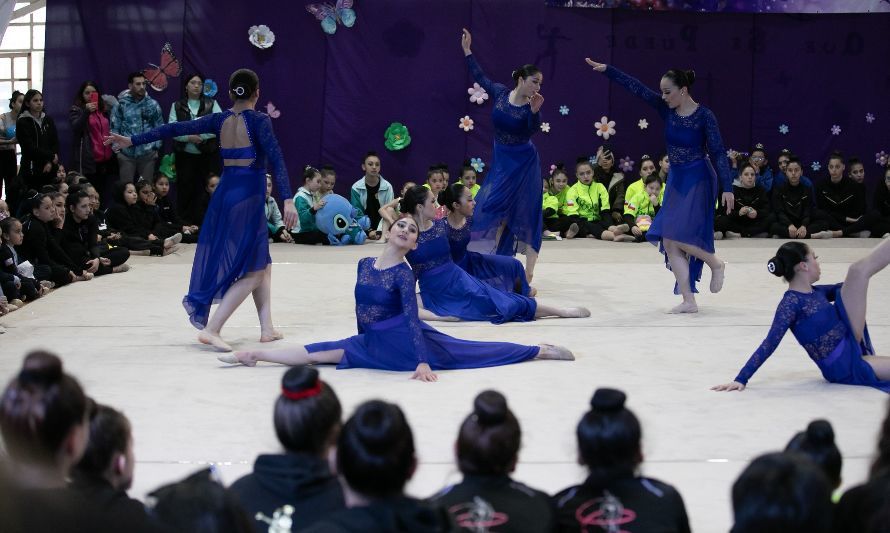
left=61, top=189, right=130, bottom=276
left=769, top=158, right=831, bottom=239
left=17, top=190, right=86, bottom=286
left=16, top=90, right=60, bottom=198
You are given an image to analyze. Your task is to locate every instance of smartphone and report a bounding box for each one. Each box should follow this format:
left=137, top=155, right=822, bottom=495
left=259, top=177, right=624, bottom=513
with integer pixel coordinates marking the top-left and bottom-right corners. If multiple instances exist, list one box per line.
left=89, top=92, right=99, bottom=107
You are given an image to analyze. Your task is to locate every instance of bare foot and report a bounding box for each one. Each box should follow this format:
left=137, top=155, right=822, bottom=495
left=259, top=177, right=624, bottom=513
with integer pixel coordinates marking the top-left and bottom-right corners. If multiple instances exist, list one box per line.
left=668, top=301, right=699, bottom=314
left=260, top=330, right=284, bottom=342
left=528, top=286, right=537, bottom=297
left=537, top=344, right=575, bottom=360
left=219, top=351, right=257, bottom=367
left=563, top=307, right=591, bottom=318
left=198, top=331, right=233, bottom=352
left=710, top=262, right=725, bottom=293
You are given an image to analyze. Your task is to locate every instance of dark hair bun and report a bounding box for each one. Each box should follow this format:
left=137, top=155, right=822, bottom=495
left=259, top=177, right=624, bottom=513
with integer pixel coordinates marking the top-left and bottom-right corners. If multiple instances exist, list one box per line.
left=767, top=256, right=785, bottom=277
left=473, top=390, right=508, bottom=426
left=18, top=351, right=64, bottom=386
left=281, top=366, right=319, bottom=396
left=685, top=70, right=696, bottom=86
left=590, top=388, right=626, bottom=413
left=352, top=401, right=402, bottom=453
left=805, top=420, right=835, bottom=445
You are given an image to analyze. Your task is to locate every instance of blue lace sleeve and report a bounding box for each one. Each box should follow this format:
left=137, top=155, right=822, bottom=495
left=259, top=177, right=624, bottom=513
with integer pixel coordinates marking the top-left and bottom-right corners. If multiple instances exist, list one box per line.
left=814, top=283, right=842, bottom=302
left=734, top=292, right=800, bottom=385
left=603, top=66, right=667, bottom=117
left=702, top=108, right=734, bottom=193
left=255, top=114, right=293, bottom=200
left=466, top=54, right=508, bottom=99
left=528, top=109, right=542, bottom=132
left=395, top=265, right=428, bottom=364
left=131, top=113, right=218, bottom=146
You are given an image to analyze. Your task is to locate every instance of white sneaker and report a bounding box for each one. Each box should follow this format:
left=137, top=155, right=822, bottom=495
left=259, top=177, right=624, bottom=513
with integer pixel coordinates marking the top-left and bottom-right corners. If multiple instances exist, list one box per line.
left=714, top=231, right=724, bottom=240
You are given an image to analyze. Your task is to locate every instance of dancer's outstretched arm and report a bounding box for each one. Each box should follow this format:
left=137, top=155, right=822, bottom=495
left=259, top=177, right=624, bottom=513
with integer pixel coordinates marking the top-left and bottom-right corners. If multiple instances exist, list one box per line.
left=585, top=58, right=667, bottom=114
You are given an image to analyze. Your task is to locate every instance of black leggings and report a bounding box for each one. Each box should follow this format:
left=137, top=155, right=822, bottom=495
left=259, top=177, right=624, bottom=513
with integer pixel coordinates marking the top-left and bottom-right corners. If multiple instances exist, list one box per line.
left=715, top=214, right=771, bottom=237
left=544, top=216, right=577, bottom=237
left=291, top=230, right=330, bottom=245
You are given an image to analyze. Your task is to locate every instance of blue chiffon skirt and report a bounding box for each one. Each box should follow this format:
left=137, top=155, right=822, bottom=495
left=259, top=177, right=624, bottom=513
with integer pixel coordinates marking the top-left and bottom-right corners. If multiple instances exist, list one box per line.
left=816, top=292, right=890, bottom=393
left=457, top=251, right=531, bottom=296
left=469, top=141, right=543, bottom=256
left=418, top=263, right=537, bottom=324
left=646, top=158, right=718, bottom=294
left=182, top=166, right=269, bottom=329
left=306, top=315, right=539, bottom=371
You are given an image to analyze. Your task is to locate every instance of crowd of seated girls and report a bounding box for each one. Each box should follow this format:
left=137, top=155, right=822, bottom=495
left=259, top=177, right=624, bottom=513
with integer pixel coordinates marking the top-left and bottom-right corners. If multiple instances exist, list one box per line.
left=539, top=144, right=890, bottom=244
left=2, top=349, right=887, bottom=532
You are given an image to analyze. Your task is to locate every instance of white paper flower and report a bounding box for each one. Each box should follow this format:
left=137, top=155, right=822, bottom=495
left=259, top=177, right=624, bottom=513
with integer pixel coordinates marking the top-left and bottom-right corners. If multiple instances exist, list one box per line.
left=778, top=124, right=789, bottom=134
left=811, top=161, right=821, bottom=172
left=619, top=156, right=634, bottom=173
left=876, top=151, right=888, bottom=166
left=866, top=113, right=875, bottom=124
left=595, top=116, right=616, bottom=139
left=559, top=105, right=569, bottom=116
left=830, top=124, right=841, bottom=136
left=458, top=115, right=474, bottom=132
left=249, top=25, right=275, bottom=49
left=540, top=122, right=551, bottom=133
left=467, top=83, right=488, bottom=105
left=638, top=118, right=648, bottom=130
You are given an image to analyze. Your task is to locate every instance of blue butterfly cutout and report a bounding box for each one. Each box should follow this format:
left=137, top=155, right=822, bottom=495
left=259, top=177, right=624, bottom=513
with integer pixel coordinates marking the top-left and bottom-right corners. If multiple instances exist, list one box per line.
left=306, top=0, right=356, bottom=35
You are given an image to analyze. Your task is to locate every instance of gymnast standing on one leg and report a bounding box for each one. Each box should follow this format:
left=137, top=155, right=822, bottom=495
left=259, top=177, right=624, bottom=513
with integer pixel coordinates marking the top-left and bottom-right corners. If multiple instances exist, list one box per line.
left=713, top=240, right=890, bottom=392
left=219, top=215, right=575, bottom=382
left=106, top=69, right=298, bottom=352
left=461, top=28, right=545, bottom=283
left=585, top=59, right=734, bottom=314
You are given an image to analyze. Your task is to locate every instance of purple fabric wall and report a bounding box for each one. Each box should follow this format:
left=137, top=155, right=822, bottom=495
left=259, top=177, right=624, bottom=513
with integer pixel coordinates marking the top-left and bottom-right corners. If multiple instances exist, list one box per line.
left=44, top=1, right=890, bottom=196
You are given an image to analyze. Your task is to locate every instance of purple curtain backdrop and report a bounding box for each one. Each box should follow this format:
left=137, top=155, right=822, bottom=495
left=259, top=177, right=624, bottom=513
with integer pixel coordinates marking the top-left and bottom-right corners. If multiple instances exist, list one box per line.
left=44, top=0, right=890, bottom=197
left=545, top=0, right=890, bottom=14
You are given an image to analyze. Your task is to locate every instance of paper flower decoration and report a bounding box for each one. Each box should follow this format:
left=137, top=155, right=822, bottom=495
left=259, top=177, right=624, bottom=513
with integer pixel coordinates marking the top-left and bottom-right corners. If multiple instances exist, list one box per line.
left=540, top=122, right=551, bottom=133
left=159, top=153, right=176, bottom=180
left=248, top=25, right=275, bottom=49
left=876, top=151, right=889, bottom=167
left=468, top=83, right=488, bottom=105
left=470, top=158, right=485, bottom=173
left=458, top=116, right=474, bottom=132
left=202, top=79, right=218, bottom=98
left=384, top=122, right=411, bottom=151
left=778, top=124, right=789, bottom=134
left=265, top=102, right=281, bottom=119
left=866, top=113, right=875, bottom=124
left=549, top=164, right=557, bottom=173
left=830, top=124, right=841, bottom=136
left=595, top=116, right=616, bottom=140
left=589, top=155, right=598, bottom=166
left=811, top=161, right=822, bottom=172
left=619, top=157, right=635, bottom=173
left=559, top=105, right=569, bottom=116
left=638, top=119, right=649, bottom=130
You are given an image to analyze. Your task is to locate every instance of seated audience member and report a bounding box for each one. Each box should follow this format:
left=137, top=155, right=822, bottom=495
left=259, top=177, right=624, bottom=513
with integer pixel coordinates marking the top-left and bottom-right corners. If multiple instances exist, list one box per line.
left=731, top=452, right=832, bottom=533
left=772, top=150, right=817, bottom=204
left=784, top=419, right=842, bottom=495
left=106, top=181, right=179, bottom=256
left=265, top=174, right=294, bottom=243
left=350, top=151, right=393, bottom=239
left=811, top=151, right=873, bottom=239
left=319, top=164, right=337, bottom=196
left=17, top=190, right=84, bottom=286
left=229, top=366, right=345, bottom=531
left=379, top=181, right=416, bottom=241
left=424, top=165, right=448, bottom=219
left=553, top=388, right=690, bottom=533
left=149, top=468, right=253, bottom=533
left=429, top=390, right=555, bottom=531
left=457, top=161, right=481, bottom=198
left=0, top=351, right=124, bottom=532
left=870, top=165, right=890, bottom=239
left=61, top=188, right=130, bottom=276
left=715, top=160, right=771, bottom=239
left=566, top=159, right=634, bottom=241
left=835, top=399, right=890, bottom=533
left=292, top=166, right=330, bottom=245
left=1, top=217, right=45, bottom=306
left=153, top=173, right=199, bottom=243
left=194, top=171, right=220, bottom=225
left=769, top=157, right=830, bottom=239
left=70, top=403, right=164, bottom=531
left=847, top=157, right=866, bottom=187
left=134, top=178, right=181, bottom=241
left=593, top=146, right=626, bottom=225
left=731, top=143, right=775, bottom=191
left=543, top=165, right=579, bottom=239
left=305, top=400, right=455, bottom=532
left=623, top=154, right=659, bottom=203
left=623, top=174, right=663, bottom=242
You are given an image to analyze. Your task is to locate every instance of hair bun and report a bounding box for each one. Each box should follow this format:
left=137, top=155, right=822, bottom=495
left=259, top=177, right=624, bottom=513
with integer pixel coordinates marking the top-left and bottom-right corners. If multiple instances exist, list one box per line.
left=805, top=419, right=835, bottom=445
left=281, top=366, right=320, bottom=395
left=353, top=401, right=401, bottom=453
left=767, top=256, right=785, bottom=277
left=18, top=351, right=64, bottom=386
left=590, top=388, right=626, bottom=413
left=473, top=390, right=508, bottom=426
left=685, top=69, right=696, bottom=86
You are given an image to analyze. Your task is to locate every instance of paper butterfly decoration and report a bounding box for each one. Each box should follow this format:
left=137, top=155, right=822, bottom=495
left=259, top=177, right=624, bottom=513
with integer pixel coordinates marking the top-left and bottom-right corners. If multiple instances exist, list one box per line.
left=266, top=102, right=281, bottom=119
left=306, top=0, right=356, bottom=35
left=143, top=43, right=182, bottom=92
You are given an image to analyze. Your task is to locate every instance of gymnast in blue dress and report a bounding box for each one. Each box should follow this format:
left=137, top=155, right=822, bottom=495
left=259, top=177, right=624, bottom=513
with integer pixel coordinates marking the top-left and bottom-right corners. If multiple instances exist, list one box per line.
left=402, top=185, right=589, bottom=324
left=461, top=29, right=545, bottom=283
left=443, top=182, right=534, bottom=297
left=713, top=241, right=890, bottom=393
left=586, top=59, right=734, bottom=314
left=106, top=69, right=298, bottom=352
left=219, top=215, right=575, bottom=382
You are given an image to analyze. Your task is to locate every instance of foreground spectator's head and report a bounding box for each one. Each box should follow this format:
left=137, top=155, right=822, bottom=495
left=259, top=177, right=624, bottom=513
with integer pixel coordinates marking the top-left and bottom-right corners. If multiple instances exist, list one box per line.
left=75, top=404, right=135, bottom=492
left=785, top=419, right=842, bottom=489
left=731, top=452, right=832, bottom=533
left=456, top=390, right=520, bottom=477
left=274, top=366, right=342, bottom=457
left=576, top=388, right=642, bottom=487
left=149, top=468, right=252, bottom=533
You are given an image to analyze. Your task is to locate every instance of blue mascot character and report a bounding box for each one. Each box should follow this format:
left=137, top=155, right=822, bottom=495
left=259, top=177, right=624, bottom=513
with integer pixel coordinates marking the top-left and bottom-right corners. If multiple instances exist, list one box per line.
left=314, top=194, right=370, bottom=245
